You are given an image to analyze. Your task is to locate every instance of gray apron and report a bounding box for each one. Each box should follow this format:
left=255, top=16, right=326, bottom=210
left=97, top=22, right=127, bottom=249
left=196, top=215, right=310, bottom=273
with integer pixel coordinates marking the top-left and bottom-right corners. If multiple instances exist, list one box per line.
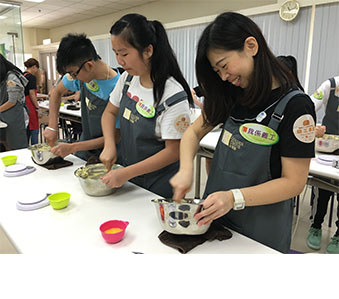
left=0, top=73, right=28, bottom=150
left=203, top=90, right=303, bottom=253
left=75, top=81, right=108, bottom=160
left=322, top=78, right=339, bottom=135
left=118, top=75, right=187, bottom=198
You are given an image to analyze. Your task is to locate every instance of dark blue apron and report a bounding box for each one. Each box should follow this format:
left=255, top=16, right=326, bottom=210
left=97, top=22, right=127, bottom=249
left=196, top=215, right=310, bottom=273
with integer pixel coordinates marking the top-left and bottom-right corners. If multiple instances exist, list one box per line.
left=203, top=90, right=304, bottom=253
left=0, top=71, right=28, bottom=150
left=118, top=75, right=187, bottom=198
left=75, top=81, right=109, bottom=160
left=322, top=78, right=339, bottom=135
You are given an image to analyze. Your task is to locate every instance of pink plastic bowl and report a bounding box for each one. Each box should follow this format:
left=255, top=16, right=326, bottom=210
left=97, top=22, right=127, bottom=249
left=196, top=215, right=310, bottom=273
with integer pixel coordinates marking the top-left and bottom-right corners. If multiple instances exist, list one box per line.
left=99, top=220, right=129, bottom=244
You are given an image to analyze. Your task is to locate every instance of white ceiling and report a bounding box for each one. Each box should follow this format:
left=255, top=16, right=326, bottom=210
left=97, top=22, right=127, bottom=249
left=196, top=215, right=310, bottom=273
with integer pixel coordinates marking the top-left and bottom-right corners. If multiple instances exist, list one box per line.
left=1, top=0, right=277, bottom=29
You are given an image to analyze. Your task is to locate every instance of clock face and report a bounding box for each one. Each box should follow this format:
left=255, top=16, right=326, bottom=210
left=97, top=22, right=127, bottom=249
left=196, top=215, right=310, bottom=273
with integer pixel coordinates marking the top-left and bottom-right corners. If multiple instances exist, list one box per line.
left=280, top=0, right=300, bottom=21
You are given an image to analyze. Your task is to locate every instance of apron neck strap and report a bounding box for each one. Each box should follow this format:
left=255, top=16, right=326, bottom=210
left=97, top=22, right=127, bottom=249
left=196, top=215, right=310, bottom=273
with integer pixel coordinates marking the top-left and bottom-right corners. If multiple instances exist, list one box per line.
left=122, top=74, right=133, bottom=95
left=156, top=90, right=187, bottom=114
left=268, top=89, right=304, bottom=131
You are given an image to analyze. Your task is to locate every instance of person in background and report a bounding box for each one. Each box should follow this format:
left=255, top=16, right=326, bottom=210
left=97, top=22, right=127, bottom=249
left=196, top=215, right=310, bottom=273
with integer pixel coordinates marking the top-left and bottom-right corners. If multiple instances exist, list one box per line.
left=44, top=33, right=120, bottom=161
left=0, top=54, right=29, bottom=150
left=24, top=58, right=41, bottom=145
left=277, top=55, right=304, bottom=92
left=170, top=12, right=316, bottom=253
left=191, top=86, right=214, bottom=175
left=100, top=13, right=193, bottom=198
left=306, top=76, right=339, bottom=254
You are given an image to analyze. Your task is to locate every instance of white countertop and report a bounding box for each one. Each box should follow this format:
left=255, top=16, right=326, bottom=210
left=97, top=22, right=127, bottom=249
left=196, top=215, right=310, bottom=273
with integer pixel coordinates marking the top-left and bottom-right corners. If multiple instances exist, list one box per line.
left=39, top=101, right=81, bottom=118
left=0, top=149, right=277, bottom=254
left=199, top=129, right=338, bottom=181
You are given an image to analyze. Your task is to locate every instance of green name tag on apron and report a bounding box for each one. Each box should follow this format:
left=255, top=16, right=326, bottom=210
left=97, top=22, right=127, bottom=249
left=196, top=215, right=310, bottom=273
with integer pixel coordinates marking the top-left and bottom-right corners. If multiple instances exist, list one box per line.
left=136, top=100, right=155, bottom=118
left=239, top=123, right=279, bottom=145
left=312, top=90, right=323, bottom=100
left=86, top=80, right=99, bottom=92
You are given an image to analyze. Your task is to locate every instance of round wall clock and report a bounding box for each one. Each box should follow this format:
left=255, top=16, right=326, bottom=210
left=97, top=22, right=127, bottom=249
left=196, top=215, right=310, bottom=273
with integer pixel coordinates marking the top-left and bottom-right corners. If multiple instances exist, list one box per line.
left=279, top=0, right=300, bottom=22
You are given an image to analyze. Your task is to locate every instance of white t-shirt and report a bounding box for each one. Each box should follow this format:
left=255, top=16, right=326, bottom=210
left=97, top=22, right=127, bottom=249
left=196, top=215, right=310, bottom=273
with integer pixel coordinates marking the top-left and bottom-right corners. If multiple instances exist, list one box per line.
left=109, top=72, right=191, bottom=139
left=310, top=76, right=339, bottom=112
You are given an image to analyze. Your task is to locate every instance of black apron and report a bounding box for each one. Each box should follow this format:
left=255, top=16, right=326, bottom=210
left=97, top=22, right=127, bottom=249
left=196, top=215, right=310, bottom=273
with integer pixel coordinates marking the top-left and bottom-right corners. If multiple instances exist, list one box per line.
left=203, top=90, right=304, bottom=253
left=0, top=72, right=28, bottom=150
left=75, top=80, right=109, bottom=161
left=118, top=75, right=187, bottom=198
left=322, top=78, right=339, bottom=135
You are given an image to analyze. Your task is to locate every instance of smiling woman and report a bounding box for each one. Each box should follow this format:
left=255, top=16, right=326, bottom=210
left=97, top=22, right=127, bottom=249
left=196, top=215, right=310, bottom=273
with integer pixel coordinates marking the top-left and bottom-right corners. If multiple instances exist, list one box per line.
left=170, top=12, right=316, bottom=253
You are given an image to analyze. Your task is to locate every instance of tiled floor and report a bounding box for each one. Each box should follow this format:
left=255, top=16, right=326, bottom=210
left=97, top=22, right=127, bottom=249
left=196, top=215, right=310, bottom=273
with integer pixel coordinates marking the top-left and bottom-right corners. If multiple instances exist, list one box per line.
left=1, top=156, right=337, bottom=254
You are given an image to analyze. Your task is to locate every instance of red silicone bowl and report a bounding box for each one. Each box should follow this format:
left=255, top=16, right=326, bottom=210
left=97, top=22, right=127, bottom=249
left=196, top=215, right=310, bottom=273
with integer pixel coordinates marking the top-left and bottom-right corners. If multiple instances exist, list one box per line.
left=99, top=220, right=129, bottom=244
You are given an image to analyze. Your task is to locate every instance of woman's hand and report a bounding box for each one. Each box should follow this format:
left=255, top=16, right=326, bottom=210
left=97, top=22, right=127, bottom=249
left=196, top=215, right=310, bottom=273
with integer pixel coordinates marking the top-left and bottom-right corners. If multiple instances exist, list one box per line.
left=315, top=125, right=326, bottom=138
left=50, top=143, right=73, bottom=157
left=99, top=146, right=117, bottom=171
left=169, top=169, right=193, bottom=202
left=194, top=191, right=233, bottom=226
left=101, top=168, right=129, bottom=188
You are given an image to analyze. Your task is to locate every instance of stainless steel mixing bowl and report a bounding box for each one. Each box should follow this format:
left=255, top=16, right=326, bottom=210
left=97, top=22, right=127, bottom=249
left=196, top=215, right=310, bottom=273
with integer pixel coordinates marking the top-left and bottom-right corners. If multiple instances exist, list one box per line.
left=74, top=163, right=120, bottom=197
left=152, top=198, right=210, bottom=235
left=29, top=143, right=58, bottom=165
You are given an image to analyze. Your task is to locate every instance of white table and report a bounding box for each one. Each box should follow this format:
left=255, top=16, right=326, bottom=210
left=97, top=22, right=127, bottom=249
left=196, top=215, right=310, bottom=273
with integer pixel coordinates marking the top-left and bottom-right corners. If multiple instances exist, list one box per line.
left=0, top=149, right=277, bottom=254
left=39, top=100, right=81, bottom=120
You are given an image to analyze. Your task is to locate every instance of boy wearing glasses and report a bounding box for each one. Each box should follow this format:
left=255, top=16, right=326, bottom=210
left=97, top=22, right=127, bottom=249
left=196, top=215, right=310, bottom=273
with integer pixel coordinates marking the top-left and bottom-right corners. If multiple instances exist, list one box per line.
left=44, top=33, right=121, bottom=161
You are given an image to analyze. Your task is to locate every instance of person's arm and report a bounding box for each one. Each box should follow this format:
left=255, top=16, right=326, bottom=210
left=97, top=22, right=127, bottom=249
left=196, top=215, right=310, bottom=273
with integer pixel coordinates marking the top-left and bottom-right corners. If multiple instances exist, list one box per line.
left=101, top=138, right=181, bottom=188
left=0, top=101, right=15, bottom=113
left=170, top=115, right=213, bottom=200
left=43, top=81, right=69, bottom=146
left=50, top=137, right=104, bottom=157
left=195, top=156, right=311, bottom=226
left=29, top=89, right=39, bottom=109
left=310, top=80, right=330, bottom=112
left=100, top=102, right=119, bottom=170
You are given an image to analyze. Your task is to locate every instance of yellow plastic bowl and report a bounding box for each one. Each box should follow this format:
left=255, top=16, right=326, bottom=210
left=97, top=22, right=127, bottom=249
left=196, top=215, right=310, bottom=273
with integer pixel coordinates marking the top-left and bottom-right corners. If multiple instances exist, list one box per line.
left=48, top=192, right=70, bottom=210
left=1, top=155, right=17, bottom=166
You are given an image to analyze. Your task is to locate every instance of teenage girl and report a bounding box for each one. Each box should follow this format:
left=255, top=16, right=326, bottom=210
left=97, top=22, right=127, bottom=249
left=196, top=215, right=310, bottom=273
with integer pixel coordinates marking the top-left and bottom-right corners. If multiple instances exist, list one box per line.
left=100, top=13, right=193, bottom=198
left=170, top=12, right=316, bottom=253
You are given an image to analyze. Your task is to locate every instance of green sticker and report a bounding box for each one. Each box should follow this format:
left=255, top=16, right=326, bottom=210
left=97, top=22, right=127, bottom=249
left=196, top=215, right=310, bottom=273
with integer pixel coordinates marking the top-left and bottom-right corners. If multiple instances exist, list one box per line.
left=313, top=89, right=323, bottom=100
left=86, top=80, right=99, bottom=92
left=136, top=100, right=155, bottom=118
left=239, top=123, right=279, bottom=145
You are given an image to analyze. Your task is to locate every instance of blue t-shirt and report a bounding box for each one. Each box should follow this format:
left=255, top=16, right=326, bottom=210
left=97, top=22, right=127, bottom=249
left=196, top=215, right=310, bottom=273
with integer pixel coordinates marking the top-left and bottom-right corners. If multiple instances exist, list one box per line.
left=62, top=72, right=121, bottom=127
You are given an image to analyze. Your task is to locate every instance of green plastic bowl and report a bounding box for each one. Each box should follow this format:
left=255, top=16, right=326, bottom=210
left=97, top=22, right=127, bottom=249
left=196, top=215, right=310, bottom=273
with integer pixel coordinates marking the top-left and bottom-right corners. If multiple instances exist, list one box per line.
left=1, top=155, right=17, bottom=166
left=48, top=192, right=70, bottom=210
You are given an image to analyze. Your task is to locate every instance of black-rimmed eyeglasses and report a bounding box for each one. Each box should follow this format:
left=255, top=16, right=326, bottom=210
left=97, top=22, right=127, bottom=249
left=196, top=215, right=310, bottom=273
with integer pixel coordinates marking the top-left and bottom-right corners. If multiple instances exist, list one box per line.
left=68, top=59, right=92, bottom=79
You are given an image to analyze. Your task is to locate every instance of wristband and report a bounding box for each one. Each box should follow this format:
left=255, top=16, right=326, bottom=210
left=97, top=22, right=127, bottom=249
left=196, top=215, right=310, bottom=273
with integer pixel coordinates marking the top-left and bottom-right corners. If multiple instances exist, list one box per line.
left=46, top=126, right=57, bottom=132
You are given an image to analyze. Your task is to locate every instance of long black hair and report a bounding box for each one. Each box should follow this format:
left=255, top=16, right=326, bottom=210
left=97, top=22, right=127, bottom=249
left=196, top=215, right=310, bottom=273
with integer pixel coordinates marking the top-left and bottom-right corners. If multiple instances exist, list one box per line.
left=0, top=54, right=23, bottom=83
left=110, top=13, right=193, bottom=108
left=196, top=12, right=295, bottom=126
left=277, top=55, right=304, bottom=91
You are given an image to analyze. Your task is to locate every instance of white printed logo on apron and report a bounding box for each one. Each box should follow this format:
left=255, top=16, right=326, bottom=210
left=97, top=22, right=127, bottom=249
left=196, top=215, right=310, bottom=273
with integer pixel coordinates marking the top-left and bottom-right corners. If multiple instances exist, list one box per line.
left=85, top=97, right=96, bottom=111
left=174, top=114, right=190, bottom=133
left=292, top=114, right=315, bottom=143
